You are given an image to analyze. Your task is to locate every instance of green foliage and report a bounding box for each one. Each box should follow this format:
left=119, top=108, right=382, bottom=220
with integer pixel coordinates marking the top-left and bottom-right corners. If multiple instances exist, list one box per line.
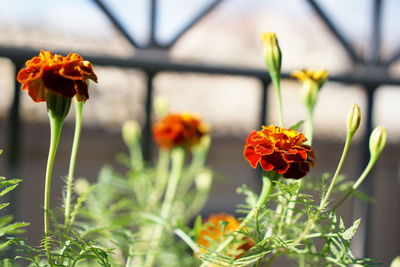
left=195, top=174, right=378, bottom=267
left=77, top=129, right=212, bottom=266
left=0, top=150, right=29, bottom=264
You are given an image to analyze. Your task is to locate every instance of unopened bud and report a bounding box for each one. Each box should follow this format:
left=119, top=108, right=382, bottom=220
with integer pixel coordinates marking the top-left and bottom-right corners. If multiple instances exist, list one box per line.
left=194, top=169, right=213, bottom=191
left=154, top=96, right=169, bottom=118
left=261, top=32, right=282, bottom=75
left=346, top=104, right=361, bottom=137
left=390, top=256, right=400, bottom=267
left=74, top=177, right=90, bottom=195
left=369, top=126, right=387, bottom=160
left=122, top=120, right=141, bottom=146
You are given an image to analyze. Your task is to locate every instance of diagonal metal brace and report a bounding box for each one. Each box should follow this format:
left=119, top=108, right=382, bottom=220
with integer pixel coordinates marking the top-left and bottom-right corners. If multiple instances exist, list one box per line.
left=92, top=0, right=141, bottom=49
left=164, top=0, right=225, bottom=48
left=305, top=0, right=362, bottom=64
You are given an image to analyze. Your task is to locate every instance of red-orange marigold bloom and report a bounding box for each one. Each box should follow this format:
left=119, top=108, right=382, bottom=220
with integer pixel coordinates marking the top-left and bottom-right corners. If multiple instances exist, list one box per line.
left=152, top=113, right=208, bottom=149
left=243, top=125, right=315, bottom=179
left=197, top=213, right=254, bottom=259
left=17, top=50, right=97, bottom=103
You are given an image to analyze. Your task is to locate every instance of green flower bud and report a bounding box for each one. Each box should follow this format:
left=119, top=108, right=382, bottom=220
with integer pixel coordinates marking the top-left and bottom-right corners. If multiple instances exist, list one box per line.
left=369, top=126, right=387, bottom=160
left=346, top=104, right=361, bottom=138
left=154, top=95, right=169, bottom=118
left=261, top=32, right=282, bottom=75
left=390, top=256, right=400, bottom=267
left=194, top=169, right=213, bottom=191
left=122, top=120, right=141, bottom=146
left=74, top=177, right=90, bottom=195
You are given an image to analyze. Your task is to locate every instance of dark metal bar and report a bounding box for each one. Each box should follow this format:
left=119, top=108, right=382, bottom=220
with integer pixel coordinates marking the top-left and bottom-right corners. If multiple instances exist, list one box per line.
left=371, top=0, right=383, bottom=64
left=142, top=71, right=156, bottom=160
left=149, top=0, right=158, bottom=47
left=2, top=46, right=399, bottom=86
left=259, top=78, right=270, bottom=127
left=6, top=64, right=22, bottom=215
left=350, top=86, right=376, bottom=258
left=164, top=0, right=225, bottom=48
left=305, top=0, right=362, bottom=64
left=92, top=0, right=140, bottom=49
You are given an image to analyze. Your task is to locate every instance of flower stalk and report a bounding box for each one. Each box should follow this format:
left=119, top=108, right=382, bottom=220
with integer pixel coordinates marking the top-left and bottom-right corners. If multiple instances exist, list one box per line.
left=145, top=147, right=185, bottom=267
left=64, top=99, right=83, bottom=231
left=200, top=173, right=273, bottom=267
left=333, top=126, right=387, bottom=210
left=44, top=115, right=64, bottom=266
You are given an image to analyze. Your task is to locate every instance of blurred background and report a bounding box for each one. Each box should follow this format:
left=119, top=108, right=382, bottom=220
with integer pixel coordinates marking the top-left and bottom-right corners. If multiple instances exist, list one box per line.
left=0, top=0, right=399, bottom=265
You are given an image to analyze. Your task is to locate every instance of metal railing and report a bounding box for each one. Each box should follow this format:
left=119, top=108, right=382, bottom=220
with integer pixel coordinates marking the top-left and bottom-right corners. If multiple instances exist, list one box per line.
left=1, top=0, right=397, bottom=258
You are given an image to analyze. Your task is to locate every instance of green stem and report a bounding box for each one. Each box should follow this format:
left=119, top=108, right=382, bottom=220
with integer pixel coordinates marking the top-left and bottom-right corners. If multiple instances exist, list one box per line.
left=144, top=148, right=185, bottom=267
left=332, top=158, right=375, bottom=211
left=290, top=133, right=355, bottom=248
left=284, top=107, right=314, bottom=225
left=129, top=136, right=144, bottom=172
left=271, top=74, right=284, bottom=127
left=200, top=174, right=273, bottom=267
left=319, top=133, right=353, bottom=211
left=148, top=149, right=170, bottom=209
left=44, top=116, right=64, bottom=266
left=64, top=100, right=83, bottom=231
left=304, top=107, right=314, bottom=145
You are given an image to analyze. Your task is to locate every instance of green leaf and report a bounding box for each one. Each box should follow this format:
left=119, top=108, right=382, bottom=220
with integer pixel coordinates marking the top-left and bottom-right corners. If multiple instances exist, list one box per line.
left=0, top=203, right=9, bottom=211
left=341, top=219, right=361, bottom=240
left=289, top=120, right=305, bottom=131
left=0, top=185, right=19, bottom=198
left=352, top=190, right=375, bottom=203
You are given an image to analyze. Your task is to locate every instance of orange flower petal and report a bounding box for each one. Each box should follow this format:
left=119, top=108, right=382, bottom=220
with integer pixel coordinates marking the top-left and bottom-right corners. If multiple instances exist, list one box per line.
left=17, top=51, right=97, bottom=103
left=243, top=125, right=315, bottom=179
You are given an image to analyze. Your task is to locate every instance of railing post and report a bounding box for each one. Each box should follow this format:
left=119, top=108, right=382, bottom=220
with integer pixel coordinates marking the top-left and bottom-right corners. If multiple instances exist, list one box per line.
left=142, top=71, right=156, bottom=161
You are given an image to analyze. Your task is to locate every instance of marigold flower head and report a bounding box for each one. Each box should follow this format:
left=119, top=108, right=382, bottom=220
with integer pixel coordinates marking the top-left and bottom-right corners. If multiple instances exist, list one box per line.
left=243, top=126, right=315, bottom=179
left=152, top=113, right=208, bottom=149
left=17, top=50, right=97, bottom=103
left=197, top=213, right=254, bottom=259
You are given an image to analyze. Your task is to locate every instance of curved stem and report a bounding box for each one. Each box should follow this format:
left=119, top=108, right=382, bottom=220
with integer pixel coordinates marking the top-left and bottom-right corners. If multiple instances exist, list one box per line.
left=144, top=148, right=185, bottom=267
left=200, top=174, right=273, bottom=267
left=64, top=100, right=83, bottom=231
left=319, top=133, right=352, bottom=211
left=44, top=116, right=64, bottom=266
left=332, top=158, right=375, bottom=211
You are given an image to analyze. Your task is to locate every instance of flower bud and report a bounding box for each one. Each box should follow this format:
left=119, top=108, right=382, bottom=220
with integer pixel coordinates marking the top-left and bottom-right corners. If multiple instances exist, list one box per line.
left=154, top=95, right=169, bottom=118
left=292, top=69, right=328, bottom=110
left=122, top=120, right=141, bottom=146
left=346, top=104, right=361, bottom=138
left=194, top=169, right=213, bottom=191
left=74, top=177, right=90, bottom=195
left=261, top=32, right=282, bottom=75
left=390, top=256, right=400, bottom=267
left=369, top=126, right=387, bottom=160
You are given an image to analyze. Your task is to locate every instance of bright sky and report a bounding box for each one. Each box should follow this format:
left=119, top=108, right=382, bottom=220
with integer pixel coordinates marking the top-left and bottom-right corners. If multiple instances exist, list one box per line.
left=0, top=0, right=399, bottom=48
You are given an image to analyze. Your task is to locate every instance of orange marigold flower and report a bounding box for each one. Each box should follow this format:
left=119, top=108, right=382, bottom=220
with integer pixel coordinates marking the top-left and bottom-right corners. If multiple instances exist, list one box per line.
left=243, top=126, right=315, bottom=179
left=197, top=213, right=254, bottom=259
left=17, top=50, right=97, bottom=103
left=152, top=113, right=208, bottom=149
